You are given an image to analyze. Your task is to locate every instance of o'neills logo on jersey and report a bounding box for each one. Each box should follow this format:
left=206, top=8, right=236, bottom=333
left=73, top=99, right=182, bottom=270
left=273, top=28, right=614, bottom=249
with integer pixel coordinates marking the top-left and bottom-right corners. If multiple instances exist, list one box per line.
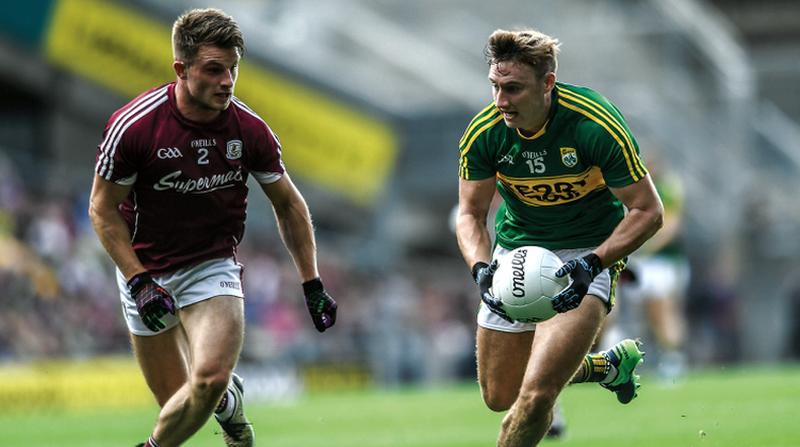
left=153, top=168, right=243, bottom=194
left=191, top=138, right=217, bottom=148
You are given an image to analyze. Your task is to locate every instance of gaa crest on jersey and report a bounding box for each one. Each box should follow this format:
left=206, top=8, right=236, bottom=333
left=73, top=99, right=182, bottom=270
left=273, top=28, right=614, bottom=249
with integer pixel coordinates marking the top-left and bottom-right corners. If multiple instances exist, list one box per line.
left=560, top=147, right=578, bottom=167
left=226, top=140, right=243, bottom=160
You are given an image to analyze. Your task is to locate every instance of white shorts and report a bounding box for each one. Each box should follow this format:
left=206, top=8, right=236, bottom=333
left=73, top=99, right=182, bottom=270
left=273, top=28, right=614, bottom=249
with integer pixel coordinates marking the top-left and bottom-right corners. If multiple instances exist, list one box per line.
left=478, top=246, right=618, bottom=333
left=620, top=254, right=690, bottom=302
left=117, top=257, right=244, bottom=336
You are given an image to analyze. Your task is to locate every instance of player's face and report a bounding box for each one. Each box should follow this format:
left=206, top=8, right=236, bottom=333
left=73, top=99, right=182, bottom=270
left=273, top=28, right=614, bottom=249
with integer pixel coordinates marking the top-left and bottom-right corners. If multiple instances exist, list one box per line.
left=181, top=45, right=240, bottom=115
left=489, top=61, right=552, bottom=133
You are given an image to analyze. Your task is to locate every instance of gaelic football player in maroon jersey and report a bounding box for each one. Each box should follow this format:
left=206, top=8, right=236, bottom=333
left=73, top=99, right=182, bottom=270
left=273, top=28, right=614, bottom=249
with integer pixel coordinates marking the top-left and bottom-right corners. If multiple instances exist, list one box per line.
left=88, top=9, right=336, bottom=447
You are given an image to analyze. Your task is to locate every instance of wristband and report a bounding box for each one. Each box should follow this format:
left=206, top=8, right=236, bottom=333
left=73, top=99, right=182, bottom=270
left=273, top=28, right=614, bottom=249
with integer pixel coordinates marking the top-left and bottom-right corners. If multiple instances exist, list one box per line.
left=127, top=272, right=152, bottom=294
left=302, top=277, right=324, bottom=295
left=471, top=262, right=489, bottom=282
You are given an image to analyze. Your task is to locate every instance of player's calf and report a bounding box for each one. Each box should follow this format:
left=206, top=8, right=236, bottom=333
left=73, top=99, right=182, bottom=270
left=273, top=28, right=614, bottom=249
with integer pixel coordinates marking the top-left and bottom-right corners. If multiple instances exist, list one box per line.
left=215, top=373, right=254, bottom=447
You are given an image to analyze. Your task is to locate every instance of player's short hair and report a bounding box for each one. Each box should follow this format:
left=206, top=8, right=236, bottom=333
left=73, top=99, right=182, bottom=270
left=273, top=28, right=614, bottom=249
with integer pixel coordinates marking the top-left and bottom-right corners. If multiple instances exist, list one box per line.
left=485, top=29, right=560, bottom=79
left=172, top=8, right=245, bottom=64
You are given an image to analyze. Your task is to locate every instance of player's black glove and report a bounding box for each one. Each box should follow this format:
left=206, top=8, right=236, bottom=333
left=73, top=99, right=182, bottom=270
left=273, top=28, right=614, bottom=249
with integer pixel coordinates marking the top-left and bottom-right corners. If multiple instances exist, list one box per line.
left=127, top=272, right=176, bottom=332
left=472, top=261, right=513, bottom=323
left=303, top=278, right=337, bottom=332
left=552, top=253, right=603, bottom=313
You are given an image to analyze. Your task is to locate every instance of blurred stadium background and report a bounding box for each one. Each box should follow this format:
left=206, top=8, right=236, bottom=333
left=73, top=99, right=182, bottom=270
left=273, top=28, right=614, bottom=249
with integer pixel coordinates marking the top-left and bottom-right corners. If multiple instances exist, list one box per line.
left=1, top=0, right=799, bottom=445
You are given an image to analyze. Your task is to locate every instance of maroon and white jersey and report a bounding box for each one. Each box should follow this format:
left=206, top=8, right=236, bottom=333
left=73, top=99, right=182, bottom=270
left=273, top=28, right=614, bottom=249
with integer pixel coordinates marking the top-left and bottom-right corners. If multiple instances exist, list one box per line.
left=95, top=82, right=284, bottom=274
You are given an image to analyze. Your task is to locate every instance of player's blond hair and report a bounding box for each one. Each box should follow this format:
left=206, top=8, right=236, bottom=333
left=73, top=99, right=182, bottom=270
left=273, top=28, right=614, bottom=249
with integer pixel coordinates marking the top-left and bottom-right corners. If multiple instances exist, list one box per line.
left=172, top=8, right=245, bottom=64
left=485, top=29, right=560, bottom=79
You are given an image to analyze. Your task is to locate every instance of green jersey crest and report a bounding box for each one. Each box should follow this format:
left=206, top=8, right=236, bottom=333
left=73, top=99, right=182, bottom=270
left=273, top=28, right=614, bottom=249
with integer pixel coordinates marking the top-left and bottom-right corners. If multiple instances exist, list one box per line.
left=560, top=147, right=578, bottom=167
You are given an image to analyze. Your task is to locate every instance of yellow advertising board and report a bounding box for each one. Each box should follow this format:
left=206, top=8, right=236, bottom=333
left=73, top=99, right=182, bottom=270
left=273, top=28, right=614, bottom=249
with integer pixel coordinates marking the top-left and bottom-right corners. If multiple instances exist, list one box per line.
left=0, top=358, right=151, bottom=411
left=44, top=0, right=397, bottom=205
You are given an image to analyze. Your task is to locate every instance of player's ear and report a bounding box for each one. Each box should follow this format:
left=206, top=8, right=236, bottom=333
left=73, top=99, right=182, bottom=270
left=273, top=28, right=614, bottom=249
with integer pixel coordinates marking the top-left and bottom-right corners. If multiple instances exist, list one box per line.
left=174, top=60, right=188, bottom=80
left=543, top=72, right=556, bottom=93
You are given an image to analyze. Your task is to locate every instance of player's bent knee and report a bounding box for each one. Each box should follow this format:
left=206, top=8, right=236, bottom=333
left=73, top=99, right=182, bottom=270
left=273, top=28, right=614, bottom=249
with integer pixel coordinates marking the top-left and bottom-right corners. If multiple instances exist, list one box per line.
left=480, top=382, right=517, bottom=412
left=190, top=368, right=232, bottom=401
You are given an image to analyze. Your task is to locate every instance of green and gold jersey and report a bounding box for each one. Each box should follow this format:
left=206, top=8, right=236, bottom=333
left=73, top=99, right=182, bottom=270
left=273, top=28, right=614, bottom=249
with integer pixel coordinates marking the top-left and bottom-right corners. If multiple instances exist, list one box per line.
left=458, top=82, right=647, bottom=250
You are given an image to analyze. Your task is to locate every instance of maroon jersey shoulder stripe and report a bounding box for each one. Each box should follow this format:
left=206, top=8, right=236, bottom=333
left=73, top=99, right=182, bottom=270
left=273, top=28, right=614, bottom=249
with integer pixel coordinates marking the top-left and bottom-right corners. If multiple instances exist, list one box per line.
left=231, top=97, right=282, bottom=147
left=97, top=86, right=169, bottom=180
left=230, top=96, right=261, bottom=122
left=97, top=85, right=167, bottom=178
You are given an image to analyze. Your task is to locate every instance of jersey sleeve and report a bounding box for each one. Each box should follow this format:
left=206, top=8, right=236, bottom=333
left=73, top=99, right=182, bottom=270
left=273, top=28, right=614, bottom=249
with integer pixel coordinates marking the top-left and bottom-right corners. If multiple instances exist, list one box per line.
left=245, top=120, right=285, bottom=185
left=95, top=114, right=142, bottom=185
left=458, top=105, right=502, bottom=180
left=576, top=110, right=647, bottom=188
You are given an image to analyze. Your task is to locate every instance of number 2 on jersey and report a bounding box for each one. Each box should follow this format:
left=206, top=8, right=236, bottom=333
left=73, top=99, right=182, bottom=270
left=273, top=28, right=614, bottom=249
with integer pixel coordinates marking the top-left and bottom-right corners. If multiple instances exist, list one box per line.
left=197, top=148, right=209, bottom=165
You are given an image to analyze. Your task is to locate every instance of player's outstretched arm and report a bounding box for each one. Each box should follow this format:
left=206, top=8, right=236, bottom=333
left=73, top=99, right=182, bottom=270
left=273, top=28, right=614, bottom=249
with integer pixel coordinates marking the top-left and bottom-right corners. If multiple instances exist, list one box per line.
left=260, top=175, right=336, bottom=332
left=88, top=174, right=146, bottom=280
left=89, top=174, right=176, bottom=332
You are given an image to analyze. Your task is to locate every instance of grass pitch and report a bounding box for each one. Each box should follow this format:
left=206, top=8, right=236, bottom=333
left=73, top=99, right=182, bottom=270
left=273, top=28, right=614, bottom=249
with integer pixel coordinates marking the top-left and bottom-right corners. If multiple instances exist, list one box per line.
left=2, top=365, right=798, bottom=446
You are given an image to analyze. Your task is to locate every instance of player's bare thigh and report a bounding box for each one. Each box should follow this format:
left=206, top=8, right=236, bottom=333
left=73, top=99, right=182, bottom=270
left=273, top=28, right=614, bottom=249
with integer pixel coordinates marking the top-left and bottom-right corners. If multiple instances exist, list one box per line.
left=519, top=296, right=606, bottom=398
left=132, top=295, right=244, bottom=405
left=132, top=325, right=191, bottom=406
left=180, top=295, right=245, bottom=377
left=476, top=327, right=534, bottom=411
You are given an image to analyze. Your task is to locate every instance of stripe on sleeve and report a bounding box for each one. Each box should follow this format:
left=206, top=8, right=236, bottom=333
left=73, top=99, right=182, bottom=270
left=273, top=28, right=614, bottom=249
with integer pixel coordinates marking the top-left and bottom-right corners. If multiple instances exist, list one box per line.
left=96, top=86, right=169, bottom=179
left=558, top=87, right=646, bottom=180
left=459, top=104, right=500, bottom=148
left=99, top=96, right=168, bottom=180
left=460, top=114, right=503, bottom=158
left=559, top=87, right=647, bottom=181
left=459, top=154, right=470, bottom=179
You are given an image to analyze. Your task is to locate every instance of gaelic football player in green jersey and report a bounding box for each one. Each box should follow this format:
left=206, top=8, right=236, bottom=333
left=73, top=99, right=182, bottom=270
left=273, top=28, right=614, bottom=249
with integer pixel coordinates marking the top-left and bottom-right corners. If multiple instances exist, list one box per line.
left=456, top=29, right=664, bottom=446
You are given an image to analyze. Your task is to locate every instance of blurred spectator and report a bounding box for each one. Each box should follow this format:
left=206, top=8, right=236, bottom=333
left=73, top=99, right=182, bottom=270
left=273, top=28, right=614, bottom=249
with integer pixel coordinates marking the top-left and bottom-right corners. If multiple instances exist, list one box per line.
left=685, top=259, right=742, bottom=364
